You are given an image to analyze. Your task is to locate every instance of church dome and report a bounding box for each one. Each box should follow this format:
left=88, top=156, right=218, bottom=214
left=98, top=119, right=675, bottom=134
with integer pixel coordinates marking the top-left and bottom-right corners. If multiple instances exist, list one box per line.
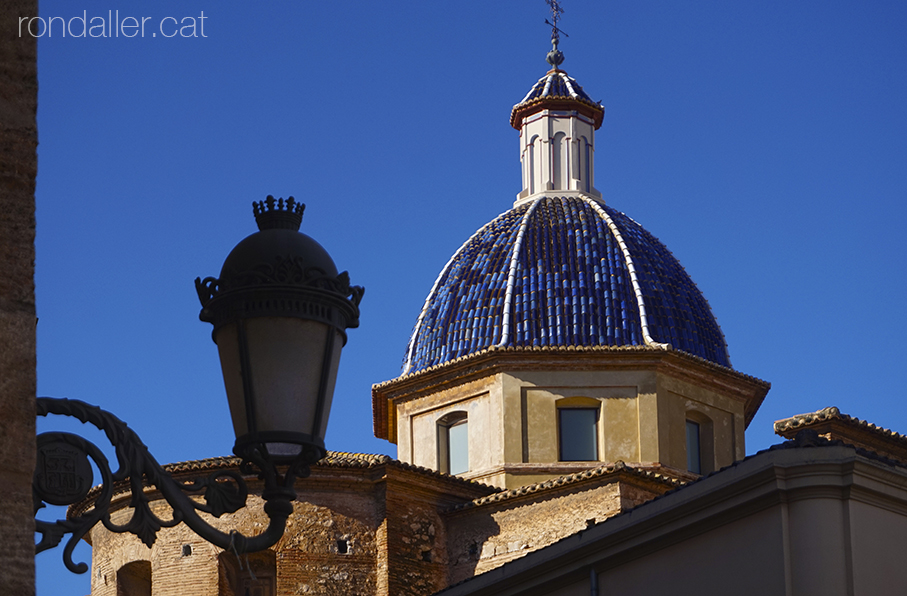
left=402, top=45, right=730, bottom=375
left=402, top=195, right=730, bottom=373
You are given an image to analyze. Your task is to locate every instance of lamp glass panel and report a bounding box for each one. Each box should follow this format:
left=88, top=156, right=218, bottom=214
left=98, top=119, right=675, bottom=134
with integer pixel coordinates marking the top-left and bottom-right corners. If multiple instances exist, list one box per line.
left=214, top=322, right=248, bottom=438
left=244, top=317, right=342, bottom=443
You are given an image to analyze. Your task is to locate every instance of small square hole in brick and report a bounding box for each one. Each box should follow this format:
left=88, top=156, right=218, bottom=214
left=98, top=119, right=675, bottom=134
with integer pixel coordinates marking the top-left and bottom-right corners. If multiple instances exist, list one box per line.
left=181, top=544, right=192, bottom=557
left=421, top=550, right=432, bottom=562
left=337, top=539, right=350, bottom=554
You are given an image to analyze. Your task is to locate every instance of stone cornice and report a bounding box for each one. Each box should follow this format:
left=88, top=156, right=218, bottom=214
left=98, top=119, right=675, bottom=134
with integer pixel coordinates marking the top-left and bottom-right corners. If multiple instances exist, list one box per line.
left=373, top=345, right=770, bottom=442
left=68, top=451, right=496, bottom=521
left=775, top=407, right=907, bottom=464
left=446, top=462, right=686, bottom=515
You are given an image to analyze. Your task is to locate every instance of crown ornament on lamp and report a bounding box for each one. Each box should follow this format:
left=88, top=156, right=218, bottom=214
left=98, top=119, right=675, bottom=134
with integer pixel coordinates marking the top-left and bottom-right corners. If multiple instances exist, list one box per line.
left=253, top=195, right=305, bottom=230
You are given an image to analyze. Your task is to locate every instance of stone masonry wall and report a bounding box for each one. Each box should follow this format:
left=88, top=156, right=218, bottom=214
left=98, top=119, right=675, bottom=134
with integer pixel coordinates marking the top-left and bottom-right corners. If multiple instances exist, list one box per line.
left=382, top=478, right=450, bottom=596
left=88, top=461, right=656, bottom=596
left=445, top=477, right=666, bottom=585
left=275, top=491, right=379, bottom=595
left=0, top=0, right=38, bottom=594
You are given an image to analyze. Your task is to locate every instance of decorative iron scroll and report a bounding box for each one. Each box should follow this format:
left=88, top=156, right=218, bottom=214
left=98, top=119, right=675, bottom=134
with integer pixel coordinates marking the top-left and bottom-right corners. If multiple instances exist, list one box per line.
left=35, top=397, right=305, bottom=574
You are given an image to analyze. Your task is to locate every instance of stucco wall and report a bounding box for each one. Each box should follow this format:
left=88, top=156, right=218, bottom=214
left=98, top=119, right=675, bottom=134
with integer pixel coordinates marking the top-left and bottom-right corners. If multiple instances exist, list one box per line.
left=438, top=446, right=907, bottom=596
left=390, top=354, right=755, bottom=490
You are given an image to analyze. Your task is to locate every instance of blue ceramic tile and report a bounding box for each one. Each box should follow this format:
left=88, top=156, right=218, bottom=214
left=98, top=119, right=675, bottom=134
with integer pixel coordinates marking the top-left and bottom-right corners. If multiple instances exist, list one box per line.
left=404, top=196, right=730, bottom=372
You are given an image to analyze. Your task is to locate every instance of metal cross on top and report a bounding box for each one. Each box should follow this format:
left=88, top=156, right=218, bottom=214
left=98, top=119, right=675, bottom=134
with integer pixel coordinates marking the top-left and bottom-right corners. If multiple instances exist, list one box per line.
left=545, top=0, right=566, bottom=45
left=544, top=0, right=567, bottom=68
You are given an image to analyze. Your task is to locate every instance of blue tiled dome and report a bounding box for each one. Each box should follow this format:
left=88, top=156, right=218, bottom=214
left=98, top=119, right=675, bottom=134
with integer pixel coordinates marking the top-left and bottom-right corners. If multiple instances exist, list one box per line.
left=510, top=70, right=604, bottom=129
left=403, top=196, right=730, bottom=373
left=517, top=69, right=598, bottom=106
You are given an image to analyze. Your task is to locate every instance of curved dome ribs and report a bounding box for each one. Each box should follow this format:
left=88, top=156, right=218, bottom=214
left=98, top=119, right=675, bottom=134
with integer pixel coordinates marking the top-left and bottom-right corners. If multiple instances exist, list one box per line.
left=603, top=208, right=731, bottom=368
left=581, top=197, right=665, bottom=349
left=403, top=204, right=531, bottom=374
left=498, top=198, right=542, bottom=346
left=516, top=70, right=597, bottom=107
left=402, top=196, right=731, bottom=374
left=510, top=198, right=643, bottom=348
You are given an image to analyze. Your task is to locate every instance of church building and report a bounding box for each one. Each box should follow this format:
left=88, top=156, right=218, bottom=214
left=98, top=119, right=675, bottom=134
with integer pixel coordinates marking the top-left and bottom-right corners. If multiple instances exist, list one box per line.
left=77, top=21, right=907, bottom=596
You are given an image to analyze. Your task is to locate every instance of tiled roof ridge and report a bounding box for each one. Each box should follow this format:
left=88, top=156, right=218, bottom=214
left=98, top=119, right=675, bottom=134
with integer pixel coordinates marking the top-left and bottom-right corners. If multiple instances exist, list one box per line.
left=70, top=451, right=494, bottom=519
left=161, top=451, right=394, bottom=474
left=402, top=206, right=513, bottom=375
left=774, top=406, right=907, bottom=447
left=155, top=451, right=495, bottom=488
left=447, top=461, right=685, bottom=513
left=380, top=343, right=767, bottom=390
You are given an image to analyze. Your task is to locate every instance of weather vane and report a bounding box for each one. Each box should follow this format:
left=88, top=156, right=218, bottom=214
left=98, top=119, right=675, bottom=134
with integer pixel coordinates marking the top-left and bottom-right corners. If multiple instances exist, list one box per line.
left=544, top=0, right=567, bottom=68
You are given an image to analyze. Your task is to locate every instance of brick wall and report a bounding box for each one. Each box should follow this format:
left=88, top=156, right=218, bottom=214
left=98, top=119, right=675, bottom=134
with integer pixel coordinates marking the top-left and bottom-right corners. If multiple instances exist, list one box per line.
left=445, top=474, right=670, bottom=585
left=84, top=461, right=675, bottom=595
left=0, top=0, right=38, bottom=594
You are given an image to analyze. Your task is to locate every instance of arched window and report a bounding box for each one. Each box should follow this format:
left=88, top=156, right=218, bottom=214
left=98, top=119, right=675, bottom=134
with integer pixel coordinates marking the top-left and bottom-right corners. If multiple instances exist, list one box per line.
left=582, top=137, right=591, bottom=192
left=438, top=411, right=469, bottom=475
left=552, top=132, right=566, bottom=189
left=686, top=420, right=702, bottom=474
left=557, top=397, right=600, bottom=462
left=528, top=135, right=539, bottom=195
left=685, top=412, right=714, bottom=475
left=117, top=560, right=151, bottom=596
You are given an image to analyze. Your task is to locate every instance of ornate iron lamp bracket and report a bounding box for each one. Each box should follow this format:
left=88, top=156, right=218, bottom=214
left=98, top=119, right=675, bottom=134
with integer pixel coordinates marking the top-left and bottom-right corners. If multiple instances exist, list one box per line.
left=34, top=397, right=306, bottom=574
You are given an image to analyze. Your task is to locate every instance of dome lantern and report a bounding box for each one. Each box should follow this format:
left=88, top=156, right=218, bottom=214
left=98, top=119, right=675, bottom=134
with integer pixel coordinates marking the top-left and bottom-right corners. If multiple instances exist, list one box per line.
left=511, top=34, right=604, bottom=204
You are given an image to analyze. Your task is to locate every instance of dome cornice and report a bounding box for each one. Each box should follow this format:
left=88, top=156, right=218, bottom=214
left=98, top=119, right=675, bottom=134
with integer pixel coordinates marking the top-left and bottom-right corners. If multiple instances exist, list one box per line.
left=374, top=345, right=770, bottom=443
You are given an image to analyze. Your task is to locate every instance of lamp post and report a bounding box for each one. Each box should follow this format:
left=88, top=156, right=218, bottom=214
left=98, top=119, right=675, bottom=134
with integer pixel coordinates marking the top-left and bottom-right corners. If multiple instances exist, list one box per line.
left=34, top=197, right=363, bottom=573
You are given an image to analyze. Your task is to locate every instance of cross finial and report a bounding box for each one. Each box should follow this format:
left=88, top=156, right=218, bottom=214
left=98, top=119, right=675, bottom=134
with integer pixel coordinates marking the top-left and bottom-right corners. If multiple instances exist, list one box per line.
left=544, top=0, right=567, bottom=68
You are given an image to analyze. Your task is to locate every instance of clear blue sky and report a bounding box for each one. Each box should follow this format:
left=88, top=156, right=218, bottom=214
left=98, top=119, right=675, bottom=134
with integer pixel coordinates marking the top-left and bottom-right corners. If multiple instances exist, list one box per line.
left=33, top=1, right=906, bottom=593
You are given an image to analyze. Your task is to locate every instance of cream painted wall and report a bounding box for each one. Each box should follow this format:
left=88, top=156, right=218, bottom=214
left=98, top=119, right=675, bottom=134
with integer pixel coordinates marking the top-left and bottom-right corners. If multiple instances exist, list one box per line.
left=657, top=371, right=747, bottom=472
left=517, top=109, right=599, bottom=202
left=597, top=506, right=789, bottom=595
left=408, top=392, right=494, bottom=472
left=394, top=363, right=751, bottom=487
left=440, top=448, right=907, bottom=596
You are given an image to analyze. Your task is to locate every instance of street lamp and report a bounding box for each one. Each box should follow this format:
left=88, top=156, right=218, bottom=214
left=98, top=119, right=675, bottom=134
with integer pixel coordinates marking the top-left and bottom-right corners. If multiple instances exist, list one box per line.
left=34, top=197, right=363, bottom=573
